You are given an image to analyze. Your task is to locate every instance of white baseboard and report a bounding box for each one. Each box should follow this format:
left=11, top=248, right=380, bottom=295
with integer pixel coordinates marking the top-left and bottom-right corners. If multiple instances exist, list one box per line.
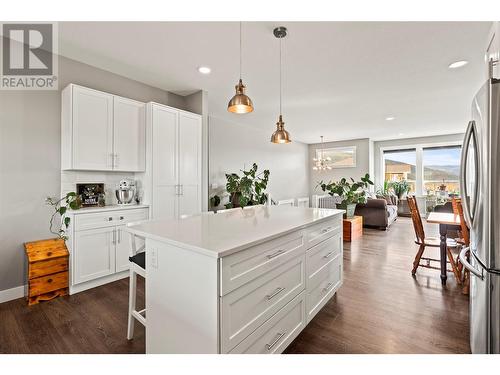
left=0, top=285, right=26, bottom=304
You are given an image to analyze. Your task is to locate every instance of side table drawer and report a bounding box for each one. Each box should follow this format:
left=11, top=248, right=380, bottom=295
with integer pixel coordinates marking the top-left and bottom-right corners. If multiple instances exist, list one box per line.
left=29, top=257, right=68, bottom=279
left=29, top=271, right=68, bottom=297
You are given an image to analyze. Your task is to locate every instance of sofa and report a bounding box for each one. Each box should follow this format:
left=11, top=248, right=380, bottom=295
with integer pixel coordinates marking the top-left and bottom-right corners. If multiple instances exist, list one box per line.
left=354, top=194, right=398, bottom=230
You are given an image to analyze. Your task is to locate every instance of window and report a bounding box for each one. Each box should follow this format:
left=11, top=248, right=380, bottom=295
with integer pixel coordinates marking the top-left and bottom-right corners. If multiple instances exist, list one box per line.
left=383, top=149, right=417, bottom=193
left=423, top=145, right=461, bottom=195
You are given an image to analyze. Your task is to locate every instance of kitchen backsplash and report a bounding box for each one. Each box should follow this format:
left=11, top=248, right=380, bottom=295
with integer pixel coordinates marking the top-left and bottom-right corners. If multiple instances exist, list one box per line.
left=61, top=171, right=140, bottom=206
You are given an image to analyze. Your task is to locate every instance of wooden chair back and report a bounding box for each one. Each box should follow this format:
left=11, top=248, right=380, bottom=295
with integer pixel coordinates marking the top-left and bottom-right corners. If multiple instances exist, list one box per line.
left=407, top=195, right=426, bottom=244
left=453, top=197, right=470, bottom=246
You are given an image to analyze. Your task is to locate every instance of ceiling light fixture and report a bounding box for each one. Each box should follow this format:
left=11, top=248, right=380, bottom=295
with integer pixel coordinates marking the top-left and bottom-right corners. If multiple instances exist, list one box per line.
left=385, top=116, right=395, bottom=121
left=198, top=66, right=211, bottom=74
left=448, top=60, right=468, bottom=69
left=312, top=136, right=332, bottom=171
left=271, top=26, right=291, bottom=144
left=227, top=22, right=254, bottom=114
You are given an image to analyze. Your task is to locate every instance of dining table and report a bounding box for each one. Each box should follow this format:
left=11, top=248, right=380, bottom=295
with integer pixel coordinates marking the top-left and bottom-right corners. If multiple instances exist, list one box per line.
left=426, top=211, right=461, bottom=285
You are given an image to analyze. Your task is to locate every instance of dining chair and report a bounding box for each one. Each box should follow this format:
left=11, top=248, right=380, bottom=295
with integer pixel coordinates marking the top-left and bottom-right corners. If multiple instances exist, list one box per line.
left=453, top=197, right=470, bottom=294
left=407, top=196, right=461, bottom=283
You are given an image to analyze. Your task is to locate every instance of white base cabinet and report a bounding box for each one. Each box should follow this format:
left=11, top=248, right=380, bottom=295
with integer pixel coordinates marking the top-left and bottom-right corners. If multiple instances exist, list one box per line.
left=67, top=206, right=149, bottom=294
left=137, top=210, right=343, bottom=354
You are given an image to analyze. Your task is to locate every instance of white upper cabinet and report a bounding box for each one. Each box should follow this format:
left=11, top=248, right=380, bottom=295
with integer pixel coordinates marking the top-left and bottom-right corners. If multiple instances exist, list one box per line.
left=65, top=85, right=114, bottom=170
left=113, top=96, right=146, bottom=172
left=61, top=84, right=146, bottom=172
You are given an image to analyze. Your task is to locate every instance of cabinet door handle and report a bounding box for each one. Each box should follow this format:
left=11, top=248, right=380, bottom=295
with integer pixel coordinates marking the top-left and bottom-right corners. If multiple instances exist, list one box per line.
left=118, top=229, right=121, bottom=244
left=266, top=287, right=286, bottom=300
left=109, top=153, right=114, bottom=168
left=266, top=249, right=285, bottom=259
left=323, top=282, right=333, bottom=293
left=180, top=184, right=184, bottom=196
left=114, top=153, right=119, bottom=168
left=107, top=217, right=113, bottom=221
left=266, top=332, right=286, bottom=351
left=112, top=229, right=116, bottom=244
left=120, top=216, right=124, bottom=220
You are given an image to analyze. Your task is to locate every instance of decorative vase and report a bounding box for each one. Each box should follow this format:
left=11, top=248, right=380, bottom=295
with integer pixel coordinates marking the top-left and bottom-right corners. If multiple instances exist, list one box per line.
left=336, top=203, right=357, bottom=218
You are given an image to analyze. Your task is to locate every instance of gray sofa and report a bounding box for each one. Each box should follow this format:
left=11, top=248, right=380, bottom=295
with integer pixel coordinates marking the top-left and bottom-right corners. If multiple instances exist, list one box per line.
left=354, top=195, right=398, bottom=230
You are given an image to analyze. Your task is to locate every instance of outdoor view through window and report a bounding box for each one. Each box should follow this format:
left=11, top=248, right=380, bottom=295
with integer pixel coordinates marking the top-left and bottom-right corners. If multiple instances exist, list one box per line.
left=383, top=145, right=461, bottom=195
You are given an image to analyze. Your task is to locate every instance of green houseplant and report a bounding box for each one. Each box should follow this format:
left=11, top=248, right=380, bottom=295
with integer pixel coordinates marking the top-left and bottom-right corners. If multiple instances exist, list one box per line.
left=319, top=173, right=374, bottom=218
left=225, top=163, right=270, bottom=208
left=391, top=180, right=410, bottom=199
left=46, top=192, right=81, bottom=240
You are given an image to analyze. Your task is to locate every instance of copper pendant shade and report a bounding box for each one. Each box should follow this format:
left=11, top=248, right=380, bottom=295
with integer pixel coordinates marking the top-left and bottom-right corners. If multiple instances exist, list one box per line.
left=227, top=79, right=254, bottom=113
left=227, top=22, right=254, bottom=114
left=271, top=26, right=291, bottom=144
left=271, top=115, right=291, bottom=143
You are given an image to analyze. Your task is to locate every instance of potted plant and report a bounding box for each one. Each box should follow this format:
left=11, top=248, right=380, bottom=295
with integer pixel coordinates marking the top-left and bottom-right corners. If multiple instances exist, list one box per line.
left=319, top=173, right=374, bottom=218
left=225, top=163, right=270, bottom=208
left=391, top=180, right=411, bottom=200
left=46, top=192, right=81, bottom=240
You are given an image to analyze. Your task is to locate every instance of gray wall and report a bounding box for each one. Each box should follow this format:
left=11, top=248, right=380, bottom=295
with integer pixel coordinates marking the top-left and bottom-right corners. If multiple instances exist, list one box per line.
left=373, top=133, right=465, bottom=191
left=209, top=117, right=310, bottom=206
left=309, top=138, right=371, bottom=196
left=0, top=55, right=188, bottom=292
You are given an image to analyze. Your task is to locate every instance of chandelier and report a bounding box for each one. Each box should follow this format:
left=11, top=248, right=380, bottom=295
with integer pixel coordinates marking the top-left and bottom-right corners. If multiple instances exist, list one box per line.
left=312, top=136, right=332, bottom=171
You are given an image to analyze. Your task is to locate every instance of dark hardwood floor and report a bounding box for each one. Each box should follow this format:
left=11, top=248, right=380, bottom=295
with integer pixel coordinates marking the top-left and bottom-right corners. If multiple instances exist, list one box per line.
left=285, top=217, right=470, bottom=354
left=0, top=217, right=469, bottom=354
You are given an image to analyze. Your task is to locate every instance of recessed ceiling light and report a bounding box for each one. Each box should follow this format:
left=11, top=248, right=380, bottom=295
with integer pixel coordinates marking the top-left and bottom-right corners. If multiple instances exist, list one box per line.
left=448, top=60, right=468, bottom=69
left=198, top=66, right=211, bottom=74
left=385, top=116, right=395, bottom=121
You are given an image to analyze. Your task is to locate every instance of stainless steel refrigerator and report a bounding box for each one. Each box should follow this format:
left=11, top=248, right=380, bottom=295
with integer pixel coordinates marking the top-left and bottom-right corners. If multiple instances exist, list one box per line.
left=459, top=78, right=500, bottom=354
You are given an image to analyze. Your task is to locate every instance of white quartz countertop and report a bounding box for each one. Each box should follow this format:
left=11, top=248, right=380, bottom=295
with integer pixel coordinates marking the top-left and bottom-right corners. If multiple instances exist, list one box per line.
left=68, top=204, right=149, bottom=214
left=126, top=205, right=344, bottom=258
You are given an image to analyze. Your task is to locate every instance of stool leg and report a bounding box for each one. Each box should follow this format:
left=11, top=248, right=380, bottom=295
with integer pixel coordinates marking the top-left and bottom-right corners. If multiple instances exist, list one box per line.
left=127, top=269, right=137, bottom=340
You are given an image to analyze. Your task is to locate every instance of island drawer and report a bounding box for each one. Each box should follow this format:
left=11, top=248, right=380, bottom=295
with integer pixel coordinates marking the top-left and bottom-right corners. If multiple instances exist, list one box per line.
left=220, top=231, right=305, bottom=295
left=306, top=253, right=342, bottom=323
left=220, top=254, right=305, bottom=353
left=74, top=208, right=149, bottom=231
left=229, top=291, right=306, bottom=354
left=306, top=233, right=342, bottom=281
left=305, top=217, right=342, bottom=249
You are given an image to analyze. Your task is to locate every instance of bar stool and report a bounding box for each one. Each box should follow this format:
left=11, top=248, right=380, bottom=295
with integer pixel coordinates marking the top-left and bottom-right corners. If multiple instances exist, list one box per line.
left=127, top=231, right=146, bottom=340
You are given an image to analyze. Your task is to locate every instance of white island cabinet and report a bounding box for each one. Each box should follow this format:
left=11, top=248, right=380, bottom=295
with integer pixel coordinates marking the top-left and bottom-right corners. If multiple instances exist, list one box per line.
left=127, top=205, right=344, bottom=354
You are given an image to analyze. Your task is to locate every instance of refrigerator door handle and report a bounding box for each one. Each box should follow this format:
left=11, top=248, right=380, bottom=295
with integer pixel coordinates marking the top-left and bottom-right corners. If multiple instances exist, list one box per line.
left=460, top=247, right=484, bottom=280
left=459, top=120, right=478, bottom=228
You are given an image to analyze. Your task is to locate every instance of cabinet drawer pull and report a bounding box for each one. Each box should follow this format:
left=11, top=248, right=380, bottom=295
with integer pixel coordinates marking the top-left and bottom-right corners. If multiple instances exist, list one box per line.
left=266, top=249, right=285, bottom=259
left=323, top=282, right=333, bottom=293
left=107, top=217, right=113, bottom=221
left=266, top=331, right=286, bottom=351
left=323, top=251, right=334, bottom=259
left=120, top=216, right=124, bottom=220
left=266, top=287, right=286, bottom=300
left=321, top=226, right=333, bottom=234
left=47, top=278, right=53, bottom=283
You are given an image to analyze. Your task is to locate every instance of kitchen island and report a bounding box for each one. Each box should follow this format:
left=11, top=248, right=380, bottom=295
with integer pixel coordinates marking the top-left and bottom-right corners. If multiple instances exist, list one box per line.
left=127, top=205, right=344, bottom=354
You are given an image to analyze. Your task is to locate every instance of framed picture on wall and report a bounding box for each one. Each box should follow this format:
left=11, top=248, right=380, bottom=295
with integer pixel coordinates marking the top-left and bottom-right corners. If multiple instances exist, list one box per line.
left=317, top=146, right=357, bottom=168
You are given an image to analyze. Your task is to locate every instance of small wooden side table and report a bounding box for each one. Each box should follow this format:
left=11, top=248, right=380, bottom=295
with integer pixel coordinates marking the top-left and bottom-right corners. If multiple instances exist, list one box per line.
left=343, top=215, right=363, bottom=242
left=24, top=238, right=69, bottom=305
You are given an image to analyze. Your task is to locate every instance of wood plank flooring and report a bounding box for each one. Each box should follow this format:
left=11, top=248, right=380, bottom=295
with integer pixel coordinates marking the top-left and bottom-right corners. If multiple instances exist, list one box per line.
left=0, top=217, right=469, bottom=354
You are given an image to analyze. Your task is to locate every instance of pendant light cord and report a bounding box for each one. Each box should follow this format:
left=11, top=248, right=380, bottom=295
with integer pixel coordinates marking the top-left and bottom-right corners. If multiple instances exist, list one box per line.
left=279, top=35, right=282, bottom=116
left=239, top=22, right=242, bottom=80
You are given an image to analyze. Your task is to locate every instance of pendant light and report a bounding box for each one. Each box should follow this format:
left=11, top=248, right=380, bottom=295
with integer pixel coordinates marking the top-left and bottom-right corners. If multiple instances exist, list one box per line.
left=227, top=22, right=254, bottom=114
left=271, top=26, right=291, bottom=144
left=312, top=136, right=332, bottom=171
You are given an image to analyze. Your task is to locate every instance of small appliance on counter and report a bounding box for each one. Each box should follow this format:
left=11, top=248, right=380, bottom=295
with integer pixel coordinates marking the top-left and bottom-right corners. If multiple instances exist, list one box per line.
left=115, top=179, right=136, bottom=205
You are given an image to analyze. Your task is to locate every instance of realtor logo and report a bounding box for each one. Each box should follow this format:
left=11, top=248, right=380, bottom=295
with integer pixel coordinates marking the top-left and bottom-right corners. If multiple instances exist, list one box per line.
left=1, top=22, right=58, bottom=90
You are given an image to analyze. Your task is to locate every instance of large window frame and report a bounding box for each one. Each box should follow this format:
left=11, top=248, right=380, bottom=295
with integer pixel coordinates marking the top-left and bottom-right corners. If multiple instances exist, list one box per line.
left=380, top=141, right=462, bottom=197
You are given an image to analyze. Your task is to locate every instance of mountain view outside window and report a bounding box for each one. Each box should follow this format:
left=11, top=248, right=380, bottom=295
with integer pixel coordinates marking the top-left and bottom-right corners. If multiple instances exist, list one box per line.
left=383, top=149, right=417, bottom=193
left=423, top=145, right=461, bottom=194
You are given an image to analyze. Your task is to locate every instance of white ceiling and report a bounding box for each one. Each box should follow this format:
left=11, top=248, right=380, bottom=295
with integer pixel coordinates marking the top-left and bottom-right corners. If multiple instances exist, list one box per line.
left=58, top=22, right=491, bottom=144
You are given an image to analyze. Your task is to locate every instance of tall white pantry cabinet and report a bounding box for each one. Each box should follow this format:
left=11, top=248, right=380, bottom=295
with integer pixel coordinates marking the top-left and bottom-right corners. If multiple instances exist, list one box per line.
left=60, top=84, right=203, bottom=294
left=142, top=103, right=202, bottom=219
